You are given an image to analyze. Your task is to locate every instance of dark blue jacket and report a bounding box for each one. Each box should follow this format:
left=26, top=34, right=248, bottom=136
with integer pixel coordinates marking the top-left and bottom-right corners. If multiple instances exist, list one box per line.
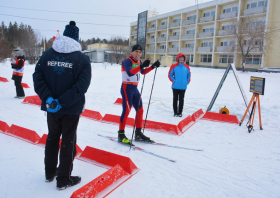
left=33, top=36, right=91, bottom=115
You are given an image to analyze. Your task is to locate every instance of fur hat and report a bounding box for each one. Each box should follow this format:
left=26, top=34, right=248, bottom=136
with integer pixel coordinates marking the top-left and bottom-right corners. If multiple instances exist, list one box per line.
left=132, top=44, right=142, bottom=52
left=63, top=21, right=79, bottom=42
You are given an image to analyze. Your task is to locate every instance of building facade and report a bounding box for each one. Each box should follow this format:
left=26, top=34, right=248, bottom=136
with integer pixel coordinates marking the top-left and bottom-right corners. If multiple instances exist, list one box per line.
left=129, top=0, right=280, bottom=69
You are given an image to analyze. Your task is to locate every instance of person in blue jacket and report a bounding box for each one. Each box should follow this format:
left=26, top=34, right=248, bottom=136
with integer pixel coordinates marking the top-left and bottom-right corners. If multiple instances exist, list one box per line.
left=168, top=53, right=191, bottom=117
left=33, top=21, right=91, bottom=190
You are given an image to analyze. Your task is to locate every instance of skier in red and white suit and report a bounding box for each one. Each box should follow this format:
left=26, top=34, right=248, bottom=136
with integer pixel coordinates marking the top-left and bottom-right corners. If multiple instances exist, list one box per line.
left=118, top=44, right=160, bottom=145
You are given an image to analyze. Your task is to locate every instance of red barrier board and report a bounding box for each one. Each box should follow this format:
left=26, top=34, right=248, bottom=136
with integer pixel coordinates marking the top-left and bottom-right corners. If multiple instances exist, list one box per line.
left=81, top=109, right=103, bottom=121
left=79, top=146, right=138, bottom=174
left=22, top=95, right=41, bottom=106
left=101, top=114, right=135, bottom=127
left=0, top=120, right=9, bottom=133
left=201, top=112, right=239, bottom=124
left=71, top=164, right=131, bottom=198
left=21, top=83, right=30, bottom=88
left=114, top=98, right=122, bottom=105
left=37, top=134, right=82, bottom=157
left=191, top=109, right=204, bottom=122
left=6, top=124, right=40, bottom=144
left=0, top=77, right=9, bottom=82
left=177, top=116, right=194, bottom=135
left=144, top=120, right=178, bottom=135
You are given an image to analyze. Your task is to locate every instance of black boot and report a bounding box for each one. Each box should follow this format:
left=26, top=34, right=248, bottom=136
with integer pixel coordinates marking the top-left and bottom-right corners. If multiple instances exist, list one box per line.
left=57, top=176, right=81, bottom=190
left=45, top=167, right=59, bottom=182
left=118, top=130, right=134, bottom=146
left=135, top=128, right=154, bottom=143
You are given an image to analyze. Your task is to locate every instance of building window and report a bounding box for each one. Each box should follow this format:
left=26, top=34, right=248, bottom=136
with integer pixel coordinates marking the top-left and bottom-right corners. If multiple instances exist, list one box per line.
left=151, top=24, right=156, bottom=28
left=161, top=21, right=167, bottom=25
left=232, top=7, right=238, bottom=12
left=203, top=11, right=215, bottom=17
left=244, top=55, right=262, bottom=65
left=203, top=27, right=214, bottom=32
left=172, top=55, right=177, bottom=62
left=185, top=54, right=194, bottom=62
left=185, top=43, right=194, bottom=48
left=222, top=25, right=236, bottom=30
left=173, top=18, right=181, bottom=23
left=200, top=54, right=212, bottom=63
left=161, top=34, right=166, bottom=38
left=187, top=15, right=197, bottom=20
left=160, top=45, right=166, bottom=49
left=151, top=35, right=155, bottom=39
left=186, top=29, right=195, bottom=34
left=172, top=31, right=180, bottom=36
left=159, top=55, right=164, bottom=61
left=201, top=41, right=213, bottom=48
left=219, top=54, right=234, bottom=64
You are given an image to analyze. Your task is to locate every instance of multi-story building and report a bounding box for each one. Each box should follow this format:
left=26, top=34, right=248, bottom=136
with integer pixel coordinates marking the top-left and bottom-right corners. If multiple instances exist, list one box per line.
left=129, top=0, right=280, bottom=69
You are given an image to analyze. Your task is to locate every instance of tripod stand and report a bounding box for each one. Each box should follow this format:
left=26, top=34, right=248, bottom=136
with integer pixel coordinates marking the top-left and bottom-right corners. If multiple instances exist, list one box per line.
left=239, top=93, right=263, bottom=133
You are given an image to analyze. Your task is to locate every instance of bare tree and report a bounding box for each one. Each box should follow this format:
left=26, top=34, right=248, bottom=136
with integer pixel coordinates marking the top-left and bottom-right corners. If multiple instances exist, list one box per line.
left=108, top=36, right=130, bottom=64
left=222, top=17, right=280, bottom=71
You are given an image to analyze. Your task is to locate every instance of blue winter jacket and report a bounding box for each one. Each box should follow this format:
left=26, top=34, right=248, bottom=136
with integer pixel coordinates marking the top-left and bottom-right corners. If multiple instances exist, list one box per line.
left=168, top=53, right=191, bottom=90
left=33, top=36, right=91, bottom=115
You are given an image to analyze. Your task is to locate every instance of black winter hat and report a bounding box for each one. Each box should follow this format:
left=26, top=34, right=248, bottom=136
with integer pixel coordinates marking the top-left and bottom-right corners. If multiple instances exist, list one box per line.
left=132, top=44, right=142, bottom=52
left=63, top=21, right=79, bottom=42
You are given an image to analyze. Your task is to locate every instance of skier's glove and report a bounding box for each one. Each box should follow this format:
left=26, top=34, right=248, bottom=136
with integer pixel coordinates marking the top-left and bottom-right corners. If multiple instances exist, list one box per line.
left=151, top=60, right=161, bottom=69
left=140, top=59, right=150, bottom=69
left=47, top=99, right=62, bottom=113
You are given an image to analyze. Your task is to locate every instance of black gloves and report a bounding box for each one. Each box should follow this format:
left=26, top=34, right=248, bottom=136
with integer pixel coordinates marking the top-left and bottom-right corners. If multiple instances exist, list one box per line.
left=140, top=59, right=150, bottom=69
left=11, top=63, right=17, bottom=69
left=151, top=60, right=161, bottom=69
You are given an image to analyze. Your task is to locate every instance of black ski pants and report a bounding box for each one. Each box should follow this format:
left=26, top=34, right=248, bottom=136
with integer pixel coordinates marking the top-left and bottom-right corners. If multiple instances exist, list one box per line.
left=14, top=78, right=25, bottom=97
left=45, top=112, right=80, bottom=181
left=172, top=88, right=186, bottom=114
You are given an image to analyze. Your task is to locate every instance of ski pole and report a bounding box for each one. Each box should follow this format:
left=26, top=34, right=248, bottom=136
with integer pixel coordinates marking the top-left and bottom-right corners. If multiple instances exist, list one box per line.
left=142, top=65, right=158, bottom=134
left=130, top=68, right=147, bottom=150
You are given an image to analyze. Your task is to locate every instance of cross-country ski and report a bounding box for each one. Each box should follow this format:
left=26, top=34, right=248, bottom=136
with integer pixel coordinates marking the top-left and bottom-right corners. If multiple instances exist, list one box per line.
left=98, top=134, right=176, bottom=162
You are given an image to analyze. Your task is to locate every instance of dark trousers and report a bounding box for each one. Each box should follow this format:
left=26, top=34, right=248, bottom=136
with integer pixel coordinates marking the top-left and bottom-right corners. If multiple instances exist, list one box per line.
left=14, top=79, right=25, bottom=97
left=45, top=112, right=80, bottom=181
left=172, top=89, right=186, bottom=114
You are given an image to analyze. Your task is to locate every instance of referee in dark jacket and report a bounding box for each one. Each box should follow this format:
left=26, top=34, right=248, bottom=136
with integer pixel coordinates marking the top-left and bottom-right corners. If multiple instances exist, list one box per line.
left=33, top=21, right=91, bottom=190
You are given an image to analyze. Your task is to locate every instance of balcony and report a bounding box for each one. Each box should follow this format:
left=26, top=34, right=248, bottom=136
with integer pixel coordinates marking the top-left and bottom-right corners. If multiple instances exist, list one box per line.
left=182, top=19, right=196, bottom=26
left=131, top=30, right=137, bottom=35
left=181, top=34, right=195, bottom=40
left=199, top=16, right=215, bottom=23
left=148, top=27, right=156, bottom=32
left=219, top=11, right=237, bottom=20
left=243, top=6, right=267, bottom=16
left=197, top=47, right=212, bottom=52
left=181, top=47, right=194, bottom=53
left=131, top=41, right=136, bottom=45
left=158, top=37, right=166, bottom=42
left=216, top=46, right=234, bottom=52
left=218, top=30, right=236, bottom=36
left=158, top=25, right=167, bottom=30
left=198, top=32, right=214, bottom=38
left=147, top=38, right=155, bottom=43
left=170, top=22, right=180, bottom=28
left=146, top=49, right=155, bottom=54
left=169, top=35, right=179, bottom=41
left=168, top=48, right=179, bottom=53
left=243, top=46, right=263, bottom=52
left=157, top=49, right=166, bottom=53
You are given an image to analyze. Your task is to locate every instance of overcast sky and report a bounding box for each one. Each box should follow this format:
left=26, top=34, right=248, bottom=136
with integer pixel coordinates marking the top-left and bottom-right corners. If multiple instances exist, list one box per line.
left=0, top=0, right=213, bottom=41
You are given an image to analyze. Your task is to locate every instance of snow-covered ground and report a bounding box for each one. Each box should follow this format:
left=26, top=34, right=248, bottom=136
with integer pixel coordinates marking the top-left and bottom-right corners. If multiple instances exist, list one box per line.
left=0, top=59, right=280, bottom=198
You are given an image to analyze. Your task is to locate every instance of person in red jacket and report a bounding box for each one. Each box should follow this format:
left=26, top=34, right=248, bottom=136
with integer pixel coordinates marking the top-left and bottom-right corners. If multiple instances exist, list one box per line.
left=11, top=50, right=25, bottom=99
left=168, top=53, right=191, bottom=117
